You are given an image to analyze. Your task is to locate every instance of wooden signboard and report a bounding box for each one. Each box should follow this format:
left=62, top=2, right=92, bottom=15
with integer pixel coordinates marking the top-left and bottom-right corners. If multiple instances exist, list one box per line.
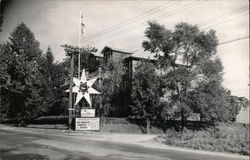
left=81, top=109, right=95, bottom=117
left=75, top=118, right=100, bottom=131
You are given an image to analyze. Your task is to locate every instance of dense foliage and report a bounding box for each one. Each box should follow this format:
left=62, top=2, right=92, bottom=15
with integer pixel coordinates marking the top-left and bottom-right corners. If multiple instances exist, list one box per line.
left=0, top=23, right=44, bottom=124
left=155, top=123, right=249, bottom=155
left=0, top=22, right=248, bottom=127
left=130, top=61, right=161, bottom=133
left=0, top=23, right=68, bottom=125
left=92, top=60, right=128, bottom=117
left=138, top=21, right=243, bottom=126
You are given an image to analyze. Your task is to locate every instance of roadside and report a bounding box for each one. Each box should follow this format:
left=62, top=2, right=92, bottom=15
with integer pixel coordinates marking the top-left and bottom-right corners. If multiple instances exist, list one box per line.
left=0, top=124, right=249, bottom=160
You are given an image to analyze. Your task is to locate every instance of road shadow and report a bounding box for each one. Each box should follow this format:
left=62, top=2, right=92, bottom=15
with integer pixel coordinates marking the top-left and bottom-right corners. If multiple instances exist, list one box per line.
left=0, top=148, right=49, bottom=160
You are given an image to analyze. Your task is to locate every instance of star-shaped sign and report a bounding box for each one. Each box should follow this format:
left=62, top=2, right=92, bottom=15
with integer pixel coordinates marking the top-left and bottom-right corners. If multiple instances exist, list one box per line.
left=66, top=69, right=100, bottom=107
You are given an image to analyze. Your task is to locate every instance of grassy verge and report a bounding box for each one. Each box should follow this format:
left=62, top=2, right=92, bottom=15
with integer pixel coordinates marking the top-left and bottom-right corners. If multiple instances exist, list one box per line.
left=21, top=117, right=165, bottom=134
left=154, top=123, right=249, bottom=155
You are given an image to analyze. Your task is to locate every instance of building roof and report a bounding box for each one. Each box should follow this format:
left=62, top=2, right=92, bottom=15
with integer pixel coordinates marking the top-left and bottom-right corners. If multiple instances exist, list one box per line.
left=91, top=52, right=103, bottom=58
left=124, top=55, right=156, bottom=63
left=98, top=46, right=157, bottom=62
left=123, top=49, right=157, bottom=62
left=131, top=51, right=157, bottom=60
left=100, top=46, right=133, bottom=55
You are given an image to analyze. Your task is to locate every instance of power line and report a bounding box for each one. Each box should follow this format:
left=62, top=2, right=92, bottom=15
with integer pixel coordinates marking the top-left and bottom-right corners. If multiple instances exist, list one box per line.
left=124, top=6, right=249, bottom=51
left=131, top=36, right=250, bottom=52
left=89, top=1, right=202, bottom=45
left=151, top=0, right=206, bottom=22
left=89, top=0, right=205, bottom=46
left=197, top=6, right=249, bottom=27
left=105, top=3, right=247, bottom=47
left=131, top=36, right=250, bottom=53
left=202, top=12, right=249, bottom=29
left=218, top=36, right=249, bottom=45
left=84, top=1, right=175, bottom=41
left=85, top=1, right=248, bottom=51
left=87, top=1, right=202, bottom=45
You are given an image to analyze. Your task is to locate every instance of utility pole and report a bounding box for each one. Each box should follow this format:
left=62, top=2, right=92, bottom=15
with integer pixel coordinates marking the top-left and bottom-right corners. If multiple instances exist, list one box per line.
left=68, top=52, right=75, bottom=129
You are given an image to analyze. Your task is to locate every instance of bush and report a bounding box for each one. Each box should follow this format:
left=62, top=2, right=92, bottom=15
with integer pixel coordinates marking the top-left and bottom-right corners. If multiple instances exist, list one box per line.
left=100, top=118, right=130, bottom=124
left=31, top=116, right=68, bottom=124
left=155, top=123, right=249, bottom=155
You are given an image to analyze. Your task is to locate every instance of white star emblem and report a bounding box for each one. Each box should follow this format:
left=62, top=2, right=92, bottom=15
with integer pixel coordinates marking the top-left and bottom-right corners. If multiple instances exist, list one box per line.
left=66, top=69, right=100, bottom=107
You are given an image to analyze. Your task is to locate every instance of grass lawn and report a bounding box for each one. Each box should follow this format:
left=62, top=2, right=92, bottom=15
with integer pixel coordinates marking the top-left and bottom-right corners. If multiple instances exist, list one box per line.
left=154, top=122, right=249, bottom=155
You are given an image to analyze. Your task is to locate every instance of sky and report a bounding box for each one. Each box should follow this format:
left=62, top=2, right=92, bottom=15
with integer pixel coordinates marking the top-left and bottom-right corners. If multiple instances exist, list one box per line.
left=0, top=0, right=249, bottom=98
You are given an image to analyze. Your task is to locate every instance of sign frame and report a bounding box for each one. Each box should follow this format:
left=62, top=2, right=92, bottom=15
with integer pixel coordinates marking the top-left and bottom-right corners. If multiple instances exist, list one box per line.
left=75, top=117, right=100, bottom=131
left=80, top=109, right=95, bottom=117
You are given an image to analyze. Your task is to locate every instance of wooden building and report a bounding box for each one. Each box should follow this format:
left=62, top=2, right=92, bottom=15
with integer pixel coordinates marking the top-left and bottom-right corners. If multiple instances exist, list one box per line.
left=88, top=46, right=156, bottom=92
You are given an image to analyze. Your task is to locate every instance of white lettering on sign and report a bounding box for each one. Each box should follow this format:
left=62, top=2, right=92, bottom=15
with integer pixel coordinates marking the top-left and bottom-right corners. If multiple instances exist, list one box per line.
left=81, top=109, right=95, bottom=117
left=75, top=118, right=100, bottom=130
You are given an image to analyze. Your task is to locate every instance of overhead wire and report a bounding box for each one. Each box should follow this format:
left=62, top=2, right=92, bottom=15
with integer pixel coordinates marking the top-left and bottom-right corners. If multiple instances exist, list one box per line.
left=104, top=3, right=248, bottom=47
left=89, top=1, right=202, bottom=45
left=89, top=0, right=205, bottom=46
left=218, top=35, right=249, bottom=46
left=84, top=1, right=175, bottom=42
left=130, top=35, right=249, bottom=54
left=127, top=5, right=249, bottom=52
left=197, top=6, right=249, bottom=26
left=201, top=12, right=249, bottom=29
left=84, top=1, right=248, bottom=52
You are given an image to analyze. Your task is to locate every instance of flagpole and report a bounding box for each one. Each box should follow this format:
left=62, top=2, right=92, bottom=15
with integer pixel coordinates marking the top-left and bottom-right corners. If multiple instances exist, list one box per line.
left=78, top=8, right=81, bottom=79
left=75, top=8, right=82, bottom=118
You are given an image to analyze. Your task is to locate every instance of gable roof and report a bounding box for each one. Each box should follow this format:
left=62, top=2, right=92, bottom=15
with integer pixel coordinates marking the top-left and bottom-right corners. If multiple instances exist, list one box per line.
left=100, top=46, right=133, bottom=55
left=91, top=52, right=103, bottom=58
left=124, top=55, right=156, bottom=63
left=123, top=49, right=157, bottom=62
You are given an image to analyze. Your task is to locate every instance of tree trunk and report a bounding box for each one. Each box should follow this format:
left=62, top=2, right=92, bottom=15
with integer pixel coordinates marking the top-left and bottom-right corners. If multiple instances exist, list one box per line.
left=146, top=118, right=151, bottom=134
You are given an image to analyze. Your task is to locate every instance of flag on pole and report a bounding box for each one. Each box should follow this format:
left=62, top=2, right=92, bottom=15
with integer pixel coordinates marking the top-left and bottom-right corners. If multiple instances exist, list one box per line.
left=80, top=13, right=86, bottom=37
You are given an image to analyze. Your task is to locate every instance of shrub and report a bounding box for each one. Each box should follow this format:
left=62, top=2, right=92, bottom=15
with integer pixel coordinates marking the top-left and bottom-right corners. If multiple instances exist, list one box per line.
left=31, top=116, right=68, bottom=124
left=156, top=123, right=249, bottom=155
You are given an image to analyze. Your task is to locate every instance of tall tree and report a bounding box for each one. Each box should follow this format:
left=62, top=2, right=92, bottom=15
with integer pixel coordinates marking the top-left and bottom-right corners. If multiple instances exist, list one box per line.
left=62, top=44, right=97, bottom=75
left=45, top=47, right=54, bottom=69
left=130, top=61, right=160, bottom=134
left=143, top=21, right=232, bottom=125
left=92, top=60, right=126, bottom=117
left=38, top=47, right=58, bottom=115
left=0, top=43, right=12, bottom=120
left=2, top=23, right=44, bottom=125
